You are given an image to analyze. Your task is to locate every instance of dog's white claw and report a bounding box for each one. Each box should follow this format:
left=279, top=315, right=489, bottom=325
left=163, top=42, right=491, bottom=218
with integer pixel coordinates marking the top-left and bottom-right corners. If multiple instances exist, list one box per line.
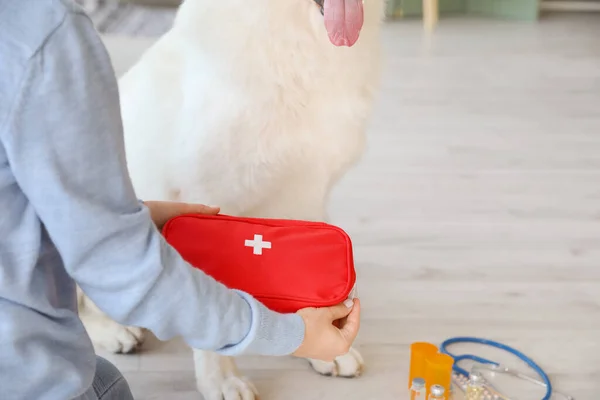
left=194, top=350, right=258, bottom=400
left=223, top=376, right=259, bottom=400
left=200, top=375, right=258, bottom=400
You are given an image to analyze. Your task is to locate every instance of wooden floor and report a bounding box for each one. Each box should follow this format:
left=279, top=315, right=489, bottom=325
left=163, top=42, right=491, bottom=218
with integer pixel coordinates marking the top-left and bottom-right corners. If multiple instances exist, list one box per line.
left=101, top=13, right=600, bottom=400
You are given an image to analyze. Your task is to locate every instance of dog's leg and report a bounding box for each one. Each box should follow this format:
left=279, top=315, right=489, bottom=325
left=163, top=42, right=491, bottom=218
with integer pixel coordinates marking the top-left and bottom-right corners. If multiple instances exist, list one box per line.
left=193, top=349, right=258, bottom=400
left=248, top=190, right=366, bottom=379
left=77, top=287, right=146, bottom=354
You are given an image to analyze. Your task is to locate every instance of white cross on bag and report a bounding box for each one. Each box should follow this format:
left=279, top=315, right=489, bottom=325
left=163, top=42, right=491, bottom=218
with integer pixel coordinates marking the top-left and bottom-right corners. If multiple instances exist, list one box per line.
left=244, top=234, right=272, bottom=255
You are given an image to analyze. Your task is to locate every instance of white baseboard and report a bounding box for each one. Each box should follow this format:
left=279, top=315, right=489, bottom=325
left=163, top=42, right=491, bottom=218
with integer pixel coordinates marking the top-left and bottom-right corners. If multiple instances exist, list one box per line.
left=541, top=1, right=600, bottom=12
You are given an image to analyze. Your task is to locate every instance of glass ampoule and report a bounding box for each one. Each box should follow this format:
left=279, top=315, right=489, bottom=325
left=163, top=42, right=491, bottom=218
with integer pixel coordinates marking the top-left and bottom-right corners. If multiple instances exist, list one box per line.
left=465, top=372, right=485, bottom=400
left=428, top=384, right=445, bottom=400
left=410, top=377, right=426, bottom=400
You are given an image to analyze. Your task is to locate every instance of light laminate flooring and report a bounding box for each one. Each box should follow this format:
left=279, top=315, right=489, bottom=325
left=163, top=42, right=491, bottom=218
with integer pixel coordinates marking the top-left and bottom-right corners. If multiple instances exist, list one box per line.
left=100, top=13, right=600, bottom=400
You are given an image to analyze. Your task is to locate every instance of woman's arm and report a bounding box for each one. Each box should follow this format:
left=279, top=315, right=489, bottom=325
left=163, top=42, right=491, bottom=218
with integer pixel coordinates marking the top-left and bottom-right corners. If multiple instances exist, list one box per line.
left=0, top=8, right=304, bottom=357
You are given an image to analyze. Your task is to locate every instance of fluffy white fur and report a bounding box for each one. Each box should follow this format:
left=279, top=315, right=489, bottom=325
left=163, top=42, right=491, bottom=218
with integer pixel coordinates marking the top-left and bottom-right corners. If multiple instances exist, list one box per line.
left=79, top=0, right=384, bottom=398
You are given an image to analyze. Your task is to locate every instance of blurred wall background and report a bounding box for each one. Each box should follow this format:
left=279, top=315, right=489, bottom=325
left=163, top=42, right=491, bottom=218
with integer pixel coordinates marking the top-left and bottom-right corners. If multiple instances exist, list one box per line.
left=76, top=0, right=600, bottom=36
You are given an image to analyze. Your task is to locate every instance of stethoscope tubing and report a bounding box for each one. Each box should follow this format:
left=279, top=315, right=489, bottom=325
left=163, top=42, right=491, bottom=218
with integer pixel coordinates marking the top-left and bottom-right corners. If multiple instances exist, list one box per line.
left=439, top=336, right=553, bottom=400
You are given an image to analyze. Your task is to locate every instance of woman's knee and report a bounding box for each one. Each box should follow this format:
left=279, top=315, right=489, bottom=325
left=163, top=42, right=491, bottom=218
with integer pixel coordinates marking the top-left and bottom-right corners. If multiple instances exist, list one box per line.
left=92, top=356, right=134, bottom=400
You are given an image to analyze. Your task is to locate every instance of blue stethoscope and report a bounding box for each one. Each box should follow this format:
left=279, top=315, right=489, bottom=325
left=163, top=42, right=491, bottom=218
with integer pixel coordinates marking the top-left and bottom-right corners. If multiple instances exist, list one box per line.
left=439, top=337, right=574, bottom=400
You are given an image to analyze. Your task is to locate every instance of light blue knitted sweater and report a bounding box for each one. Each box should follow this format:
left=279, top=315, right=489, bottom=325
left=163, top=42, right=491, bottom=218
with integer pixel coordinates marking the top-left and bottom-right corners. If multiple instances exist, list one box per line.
left=0, top=1, right=304, bottom=399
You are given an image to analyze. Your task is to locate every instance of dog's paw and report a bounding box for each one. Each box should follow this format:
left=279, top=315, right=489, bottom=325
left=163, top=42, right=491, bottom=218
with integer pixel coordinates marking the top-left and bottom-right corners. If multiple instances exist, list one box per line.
left=99, top=325, right=145, bottom=354
left=194, top=350, right=258, bottom=400
left=82, top=314, right=145, bottom=354
left=199, top=375, right=258, bottom=400
left=308, top=347, right=364, bottom=378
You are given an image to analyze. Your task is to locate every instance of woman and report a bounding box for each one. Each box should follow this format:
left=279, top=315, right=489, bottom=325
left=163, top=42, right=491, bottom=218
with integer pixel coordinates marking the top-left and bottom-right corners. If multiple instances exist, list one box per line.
left=0, top=1, right=361, bottom=399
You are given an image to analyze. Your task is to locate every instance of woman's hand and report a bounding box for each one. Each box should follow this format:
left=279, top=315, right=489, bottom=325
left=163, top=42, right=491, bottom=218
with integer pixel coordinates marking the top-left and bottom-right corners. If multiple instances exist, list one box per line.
left=292, top=298, right=361, bottom=362
left=143, top=201, right=220, bottom=229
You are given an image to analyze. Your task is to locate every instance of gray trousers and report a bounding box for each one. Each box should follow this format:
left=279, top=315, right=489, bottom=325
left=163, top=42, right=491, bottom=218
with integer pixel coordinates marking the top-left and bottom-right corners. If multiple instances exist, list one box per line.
left=79, top=356, right=134, bottom=400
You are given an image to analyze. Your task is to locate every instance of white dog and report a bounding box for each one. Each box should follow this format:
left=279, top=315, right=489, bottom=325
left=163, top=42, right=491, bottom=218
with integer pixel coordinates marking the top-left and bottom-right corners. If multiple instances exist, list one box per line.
left=79, top=0, right=384, bottom=398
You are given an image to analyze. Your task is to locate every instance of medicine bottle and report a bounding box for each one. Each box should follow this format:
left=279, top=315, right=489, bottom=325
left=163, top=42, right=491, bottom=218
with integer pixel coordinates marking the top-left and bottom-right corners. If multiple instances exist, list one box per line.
left=409, top=377, right=426, bottom=400
left=428, top=384, right=445, bottom=400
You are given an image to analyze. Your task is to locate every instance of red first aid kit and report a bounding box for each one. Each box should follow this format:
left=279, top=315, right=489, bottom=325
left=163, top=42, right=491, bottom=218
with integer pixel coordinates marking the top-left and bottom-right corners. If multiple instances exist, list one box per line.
left=162, top=214, right=356, bottom=313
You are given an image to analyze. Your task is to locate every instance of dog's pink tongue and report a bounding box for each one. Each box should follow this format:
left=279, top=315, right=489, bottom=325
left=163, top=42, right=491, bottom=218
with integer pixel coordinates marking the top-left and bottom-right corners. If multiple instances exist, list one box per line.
left=324, top=0, right=364, bottom=47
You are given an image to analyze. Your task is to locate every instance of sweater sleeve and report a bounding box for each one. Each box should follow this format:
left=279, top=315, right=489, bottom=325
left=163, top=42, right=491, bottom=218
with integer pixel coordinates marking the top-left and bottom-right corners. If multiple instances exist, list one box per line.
left=0, top=9, right=304, bottom=357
